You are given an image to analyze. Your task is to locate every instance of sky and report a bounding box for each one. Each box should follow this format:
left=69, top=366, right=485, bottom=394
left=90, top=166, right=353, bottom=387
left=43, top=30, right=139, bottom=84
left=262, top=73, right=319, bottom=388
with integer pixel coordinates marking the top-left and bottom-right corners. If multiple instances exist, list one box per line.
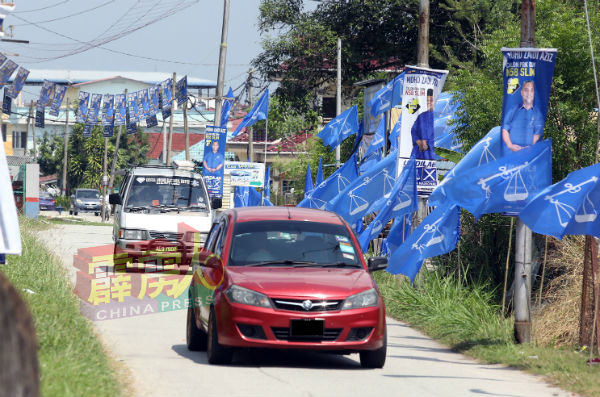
left=0, top=0, right=269, bottom=98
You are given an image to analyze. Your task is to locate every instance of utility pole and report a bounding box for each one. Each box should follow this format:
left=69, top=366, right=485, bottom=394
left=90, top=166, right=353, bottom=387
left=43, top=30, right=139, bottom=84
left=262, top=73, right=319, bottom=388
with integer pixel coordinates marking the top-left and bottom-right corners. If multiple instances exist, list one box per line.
left=213, top=0, right=230, bottom=127
left=166, top=72, right=176, bottom=165
left=109, top=89, right=127, bottom=196
left=184, top=99, right=189, bottom=160
left=336, top=37, right=342, bottom=168
left=28, top=101, right=34, bottom=159
left=61, top=99, right=69, bottom=196
left=513, top=0, right=536, bottom=344
left=248, top=69, right=254, bottom=162
left=101, top=135, right=108, bottom=222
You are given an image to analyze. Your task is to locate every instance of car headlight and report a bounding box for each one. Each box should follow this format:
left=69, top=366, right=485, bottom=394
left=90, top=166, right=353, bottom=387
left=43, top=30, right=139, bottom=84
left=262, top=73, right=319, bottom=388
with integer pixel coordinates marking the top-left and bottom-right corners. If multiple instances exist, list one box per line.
left=341, top=288, right=379, bottom=310
left=119, top=228, right=147, bottom=240
left=76, top=199, right=83, bottom=205
left=226, top=285, right=272, bottom=308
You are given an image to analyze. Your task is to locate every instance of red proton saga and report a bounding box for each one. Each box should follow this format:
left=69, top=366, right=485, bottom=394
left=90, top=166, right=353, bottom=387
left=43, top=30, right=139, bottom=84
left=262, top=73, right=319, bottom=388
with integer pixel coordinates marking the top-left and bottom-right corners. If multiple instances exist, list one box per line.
left=185, top=207, right=388, bottom=368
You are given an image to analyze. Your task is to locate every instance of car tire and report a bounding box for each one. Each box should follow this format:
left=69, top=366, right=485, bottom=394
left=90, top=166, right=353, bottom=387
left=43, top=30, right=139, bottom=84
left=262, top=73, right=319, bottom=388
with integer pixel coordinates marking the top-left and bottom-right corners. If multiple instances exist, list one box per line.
left=207, top=307, right=232, bottom=364
left=359, top=329, right=386, bottom=368
left=69, top=209, right=72, bottom=215
left=186, top=306, right=207, bottom=351
left=95, top=212, right=99, bottom=216
left=74, top=211, right=78, bottom=216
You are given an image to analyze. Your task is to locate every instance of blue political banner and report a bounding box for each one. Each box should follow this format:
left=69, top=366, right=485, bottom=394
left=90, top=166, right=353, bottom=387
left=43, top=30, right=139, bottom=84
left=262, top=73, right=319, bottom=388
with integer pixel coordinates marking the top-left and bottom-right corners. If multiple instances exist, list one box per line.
left=326, top=150, right=398, bottom=227
left=263, top=197, right=274, bottom=206
left=358, top=156, right=417, bottom=252
left=264, top=165, right=271, bottom=201
left=127, top=92, right=139, bottom=123
left=234, top=186, right=249, bottom=208
left=176, top=76, right=188, bottom=104
left=145, top=115, right=158, bottom=128
left=127, top=123, right=137, bottom=134
left=35, top=109, right=44, bottom=128
left=48, top=85, right=67, bottom=116
left=2, top=89, right=10, bottom=114
left=137, top=90, right=148, bottom=121
left=160, top=78, right=173, bottom=113
left=429, top=126, right=503, bottom=207
left=369, top=72, right=404, bottom=117
left=203, top=125, right=227, bottom=198
left=387, top=203, right=461, bottom=282
left=38, top=80, right=54, bottom=108
left=445, top=139, right=552, bottom=218
left=500, top=48, right=557, bottom=157
left=114, top=94, right=127, bottom=126
left=304, top=163, right=313, bottom=197
left=248, top=187, right=262, bottom=206
left=297, top=153, right=359, bottom=209
left=149, top=85, right=159, bottom=116
left=316, top=157, right=324, bottom=186
left=384, top=215, right=412, bottom=255
left=0, top=59, right=17, bottom=85
left=87, top=94, right=102, bottom=124
left=364, top=117, right=386, bottom=158
left=0, top=53, right=6, bottom=67
left=317, top=106, right=359, bottom=150
left=519, top=162, right=600, bottom=239
left=359, top=150, right=382, bottom=174
left=351, top=121, right=364, bottom=155
left=6, top=67, right=29, bottom=99
left=101, top=95, right=114, bottom=127
left=76, top=91, right=90, bottom=123
left=232, top=89, right=269, bottom=137
left=221, top=87, right=234, bottom=127
left=390, top=118, right=401, bottom=151
left=83, top=123, right=93, bottom=137
left=104, top=125, right=114, bottom=137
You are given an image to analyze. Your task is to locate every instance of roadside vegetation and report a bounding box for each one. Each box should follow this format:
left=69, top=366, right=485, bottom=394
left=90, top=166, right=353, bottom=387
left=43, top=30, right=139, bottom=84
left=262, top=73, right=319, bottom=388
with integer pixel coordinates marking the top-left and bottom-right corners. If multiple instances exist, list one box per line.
left=38, top=214, right=112, bottom=227
left=0, top=217, right=124, bottom=396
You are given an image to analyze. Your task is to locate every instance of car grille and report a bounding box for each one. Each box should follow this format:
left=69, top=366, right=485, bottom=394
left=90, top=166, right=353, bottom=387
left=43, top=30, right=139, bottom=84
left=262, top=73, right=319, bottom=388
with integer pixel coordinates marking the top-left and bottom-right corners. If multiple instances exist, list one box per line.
left=149, top=231, right=183, bottom=241
left=271, top=327, right=342, bottom=342
left=272, top=299, right=343, bottom=312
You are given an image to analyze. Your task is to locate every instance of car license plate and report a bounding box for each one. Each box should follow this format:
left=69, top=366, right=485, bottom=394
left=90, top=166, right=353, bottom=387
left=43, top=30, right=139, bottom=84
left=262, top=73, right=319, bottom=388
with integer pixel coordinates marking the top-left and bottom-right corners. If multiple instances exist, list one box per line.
left=290, top=319, right=324, bottom=337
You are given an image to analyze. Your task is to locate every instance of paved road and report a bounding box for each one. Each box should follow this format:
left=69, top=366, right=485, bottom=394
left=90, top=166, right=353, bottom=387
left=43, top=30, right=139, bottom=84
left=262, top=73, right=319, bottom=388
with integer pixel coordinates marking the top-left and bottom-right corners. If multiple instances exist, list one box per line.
left=37, top=224, right=571, bottom=397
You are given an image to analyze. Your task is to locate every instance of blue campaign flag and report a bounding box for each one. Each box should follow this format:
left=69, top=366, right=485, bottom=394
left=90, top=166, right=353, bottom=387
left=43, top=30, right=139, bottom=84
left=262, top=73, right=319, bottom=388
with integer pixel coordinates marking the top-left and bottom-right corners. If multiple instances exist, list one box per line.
left=0, top=60, right=17, bottom=85
left=358, top=156, right=417, bottom=252
left=519, top=162, right=600, bottom=239
left=444, top=139, right=552, bottom=219
left=363, top=117, right=386, bottom=158
left=248, top=187, right=262, bottom=206
left=351, top=121, right=364, bottom=155
left=428, top=126, right=503, bottom=207
left=83, top=123, right=93, bottom=137
left=369, top=72, right=404, bottom=117
left=176, top=76, right=188, bottom=104
left=387, top=203, right=461, bottom=282
left=232, top=89, right=269, bottom=137
left=304, top=163, right=313, bottom=197
left=87, top=94, right=102, bottom=124
left=326, top=150, right=398, bottom=226
left=2, top=90, right=11, bottom=114
left=317, top=106, right=359, bottom=150
left=101, top=94, right=114, bottom=127
left=38, top=80, right=54, bottom=108
left=316, top=157, right=324, bottom=186
left=137, top=90, right=148, bottom=121
left=263, top=197, right=275, bottom=206
left=234, top=186, right=249, bottom=208
left=6, top=67, right=29, bottom=99
left=264, top=165, right=271, bottom=201
left=359, top=150, right=382, bottom=174
left=221, top=87, right=234, bottom=127
left=297, top=153, right=359, bottom=209
left=127, top=123, right=137, bottom=135
left=160, top=78, right=173, bottom=112
left=145, top=115, right=158, bottom=128
left=48, top=85, right=67, bottom=117
left=389, top=118, right=401, bottom=151
left=35, top=109, right=44, bottom=128
left=114, top=94, right=127, bottom=126
left=149, top=85, right=160, bottom=116
left=384, top=216, right=412, bottom=255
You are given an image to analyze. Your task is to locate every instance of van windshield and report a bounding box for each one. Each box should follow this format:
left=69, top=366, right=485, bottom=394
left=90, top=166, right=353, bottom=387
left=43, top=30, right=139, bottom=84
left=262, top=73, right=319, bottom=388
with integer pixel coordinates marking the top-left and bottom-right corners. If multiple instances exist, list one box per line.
left=77, top=190, right=100, bottom=199
left=125, top=176, right=209, bottom=212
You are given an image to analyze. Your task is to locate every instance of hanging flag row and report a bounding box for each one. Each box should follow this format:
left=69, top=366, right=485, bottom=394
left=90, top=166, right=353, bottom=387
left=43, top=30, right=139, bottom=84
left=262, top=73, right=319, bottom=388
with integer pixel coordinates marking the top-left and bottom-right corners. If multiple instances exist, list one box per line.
left=0, top=52, right=30, bottom=116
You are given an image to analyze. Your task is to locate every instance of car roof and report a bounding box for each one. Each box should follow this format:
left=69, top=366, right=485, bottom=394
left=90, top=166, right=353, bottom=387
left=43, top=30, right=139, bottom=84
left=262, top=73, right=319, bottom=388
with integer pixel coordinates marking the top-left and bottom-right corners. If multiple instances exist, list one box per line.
left=128, top=166, right=202, bottom=179
left=76, top=188, right=100, bottom=192
left=230, top=207, right=346, bottom=225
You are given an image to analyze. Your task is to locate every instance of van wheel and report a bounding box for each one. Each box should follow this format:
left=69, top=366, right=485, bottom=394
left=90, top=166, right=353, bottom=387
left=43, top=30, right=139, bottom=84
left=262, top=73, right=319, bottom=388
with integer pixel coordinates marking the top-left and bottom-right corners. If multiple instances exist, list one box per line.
left=186, top=306, right=207, bottom=351
left=207, top=307, right=232, bottom=364
left=74, top=211, right=78, bottom=216
left=359, top=330, right=386, bottom=368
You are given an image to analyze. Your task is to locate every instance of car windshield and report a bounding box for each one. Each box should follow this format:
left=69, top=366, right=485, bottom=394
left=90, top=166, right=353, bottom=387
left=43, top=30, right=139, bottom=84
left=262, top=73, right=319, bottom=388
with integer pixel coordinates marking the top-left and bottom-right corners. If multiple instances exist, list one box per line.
left=125, top=175, right=209, bottom=211
left=77, top=190, right=100, bottom=199
left=228, top=220, right=362, bottom=268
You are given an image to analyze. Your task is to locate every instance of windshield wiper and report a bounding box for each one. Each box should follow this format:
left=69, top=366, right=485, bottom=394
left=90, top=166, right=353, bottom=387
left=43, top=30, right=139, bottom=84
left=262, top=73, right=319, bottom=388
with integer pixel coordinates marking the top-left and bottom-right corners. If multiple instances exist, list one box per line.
left=125, top=205, right=150, bottom=212
left=246, top=260, right=319, bottom=267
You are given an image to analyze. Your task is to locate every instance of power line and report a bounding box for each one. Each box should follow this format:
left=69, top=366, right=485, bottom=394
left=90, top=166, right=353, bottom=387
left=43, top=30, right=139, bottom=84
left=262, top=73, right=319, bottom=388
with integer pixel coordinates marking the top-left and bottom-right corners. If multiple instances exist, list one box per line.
left=13, top=0, right=71, bottom=14
left=11, top=1, right=117, bottom=26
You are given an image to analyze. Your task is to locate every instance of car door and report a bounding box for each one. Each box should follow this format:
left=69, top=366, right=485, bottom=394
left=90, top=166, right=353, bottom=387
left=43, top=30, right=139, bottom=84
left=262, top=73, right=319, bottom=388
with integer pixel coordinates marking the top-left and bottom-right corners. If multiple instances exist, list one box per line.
left=198, top=218, right=225, bottom=324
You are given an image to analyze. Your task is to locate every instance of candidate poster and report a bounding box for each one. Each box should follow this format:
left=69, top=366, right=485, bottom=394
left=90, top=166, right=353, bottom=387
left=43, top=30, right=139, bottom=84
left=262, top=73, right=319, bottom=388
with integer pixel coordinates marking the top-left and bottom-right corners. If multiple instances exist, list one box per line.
left=398, top=65, right=448, bottom=195
left=500, top=48, right=557, bottom=157
left=38, top=80, right=55, bottom=108
left=114, top=94, right=127, bottom=126
left=160, top=78, right=173, bottom=111
left=77, top=91, right=90, bottom=123
left=6, top=67, right=29, bottom=99
left=0, top=59, right=17, bottom=85
left=127, top=92, right=139, bottom=123
left=49, top=85, right=67, bottom=116
left=176, top=75, right=187, bottom=104
left=138, top=89, right=149, bottom=121
left=87, top=93, right=102, bottom=124
left=202, top=125, right=227, bottom=198
left=149, top=85, right=159, bottom=115
left=101, top=94, right=114, bottom=126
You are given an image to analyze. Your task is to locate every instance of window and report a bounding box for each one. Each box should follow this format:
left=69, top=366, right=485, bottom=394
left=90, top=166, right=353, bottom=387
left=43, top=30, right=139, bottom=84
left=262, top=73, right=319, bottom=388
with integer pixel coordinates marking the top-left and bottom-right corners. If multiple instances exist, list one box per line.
left=12, top=131, right=27, bottom=149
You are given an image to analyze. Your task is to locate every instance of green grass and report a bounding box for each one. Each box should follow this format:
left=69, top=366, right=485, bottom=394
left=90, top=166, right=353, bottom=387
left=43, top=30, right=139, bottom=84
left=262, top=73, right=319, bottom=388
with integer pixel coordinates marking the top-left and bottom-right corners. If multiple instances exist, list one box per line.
left=375, top=270, right=600, bottom=396
left=38, top=215, right=112, bottom=227
left=1, top=217, right=124, bottom=396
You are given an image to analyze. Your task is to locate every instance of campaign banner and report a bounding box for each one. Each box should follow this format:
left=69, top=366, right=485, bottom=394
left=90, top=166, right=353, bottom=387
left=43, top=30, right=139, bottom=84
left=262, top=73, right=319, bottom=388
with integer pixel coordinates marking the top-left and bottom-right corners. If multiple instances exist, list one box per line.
left=0, top=53, right=7, bottom=67
left=2, top=89, right=10, bottom=114
left=127, top=122, right=137, bottom=135
left=500, top=48, right=557, bottom=157
left=145, top=114, right=158, bottom=128
left=35, top=109, right=44, bottom=128
left=202, top=125, right=227, bottom=198
left=87, top=93, right=102, bottom=124
left=160, top=78, right=173, bottom=111
left=224, top=162, right=266, bottom=187
left=77, top=91, right=91, bottom=123
left=114, top=94, right=127, bottom=126
left=149, top=85, right=160, bottom=115
left=398, top=65, right=448, bottom=195
left=176, top=76, right=187, bottom=104
left=138, top=89, right=149, bottom=121
left=38, top=80, right=55, bottom=108
left=6, top=67, right=29, bottom=99
left=127, top=92, right=139, bottom=123
left=101, top=94, right=114, bottom=126
left=0, top=59, right=17, bottom=85
left=83, top=123, right=93, bottom=137
left=49, top=85, right=67, bottom=116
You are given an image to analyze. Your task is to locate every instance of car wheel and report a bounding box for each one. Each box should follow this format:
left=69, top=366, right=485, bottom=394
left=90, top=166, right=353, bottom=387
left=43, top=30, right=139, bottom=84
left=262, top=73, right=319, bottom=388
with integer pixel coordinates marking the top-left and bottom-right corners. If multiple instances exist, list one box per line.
left=95, top=212, right=99, bottom=216
left=186, top=306, right=207, bottom=351
left=207, top=307, right=232, bottom=364
left=74, top=211, right=78, bottom=216
left=359, top=329, right=387, bottom=368
left=69, top=209, right=72, bottom=215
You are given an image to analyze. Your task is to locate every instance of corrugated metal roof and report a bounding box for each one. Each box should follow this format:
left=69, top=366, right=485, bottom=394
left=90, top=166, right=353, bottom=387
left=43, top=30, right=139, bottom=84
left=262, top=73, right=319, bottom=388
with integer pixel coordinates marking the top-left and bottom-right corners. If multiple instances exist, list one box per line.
left=15, top=69, right=216, bottom=89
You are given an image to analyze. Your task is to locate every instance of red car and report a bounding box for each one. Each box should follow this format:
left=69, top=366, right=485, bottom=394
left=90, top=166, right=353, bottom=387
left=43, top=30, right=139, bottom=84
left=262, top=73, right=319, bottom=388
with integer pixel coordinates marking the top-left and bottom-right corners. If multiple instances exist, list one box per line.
left=186, top=207, right=388, bottom=368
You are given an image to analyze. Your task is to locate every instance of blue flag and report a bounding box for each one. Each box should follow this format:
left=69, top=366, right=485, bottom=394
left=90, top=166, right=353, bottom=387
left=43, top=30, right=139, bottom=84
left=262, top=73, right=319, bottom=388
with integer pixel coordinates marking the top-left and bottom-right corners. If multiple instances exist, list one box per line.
left=304, top=163, right=313, bottom=197
left=326, top=150, right=398, bottom=227
left=160, top=78, right=173, bottom=112
left=429, top=126, right=503, bottom=207
left=234, top=186, right=249, bottom=208
left=87, top=94, right=102, bottom=124
left=248, top=187, right=262, bottom=206
left=6, top=67, right=29, bottom=99
left=264, top=165, right=271, bottom=201
left=519, top=162, right=600, bottom=239
left=387, top=203, right=461, bottom=282
left=317, top=106, right=359, bottom=150
left=176, top=76, right=188, bottom=104
left=49, top=85, right=67, bottom=117
left=364, top=117, right=386, bottom=158
left=444, top=139, right=552, bottom=219
left=389, top=118, right=401, bottom=151
left=263, top=197, right=275, bottom=206
left=232, top=89, right=269, bottom=137
left=221, top=87, right=234, bottom=127
left=369, top=72, right=404, bottom=117
left=316, top=157, right=324, bottom=186
left=114, top=94, right=127, bottom=126
left=297, top=153, right=358, bottom=209
left=358, top=156, right=417, bottom=252
left=384, top=216, right=412, bottom=255
left=351, top=121, right=364, bottom=155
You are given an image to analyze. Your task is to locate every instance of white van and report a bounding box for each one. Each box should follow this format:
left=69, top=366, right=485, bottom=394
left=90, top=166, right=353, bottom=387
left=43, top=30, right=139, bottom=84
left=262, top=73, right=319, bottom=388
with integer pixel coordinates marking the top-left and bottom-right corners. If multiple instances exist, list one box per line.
left=109, top=162, right=221, bottom=251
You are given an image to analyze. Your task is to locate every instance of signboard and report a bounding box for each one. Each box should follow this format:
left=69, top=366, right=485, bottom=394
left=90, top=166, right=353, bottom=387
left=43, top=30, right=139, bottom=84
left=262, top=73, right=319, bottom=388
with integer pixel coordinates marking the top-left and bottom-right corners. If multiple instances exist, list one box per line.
left=224, top=162, right=265, bottom=187
left=202, top=125, right=227, bottom=198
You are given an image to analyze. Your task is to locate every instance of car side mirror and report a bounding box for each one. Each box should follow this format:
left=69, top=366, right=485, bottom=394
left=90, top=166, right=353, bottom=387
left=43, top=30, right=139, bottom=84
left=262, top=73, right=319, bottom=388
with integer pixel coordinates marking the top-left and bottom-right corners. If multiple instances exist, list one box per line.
left=109, top=193, right=122, bottom=205
left=211, top=197, right=222, bottom=209
left=368, top=256, right=388, bottom=272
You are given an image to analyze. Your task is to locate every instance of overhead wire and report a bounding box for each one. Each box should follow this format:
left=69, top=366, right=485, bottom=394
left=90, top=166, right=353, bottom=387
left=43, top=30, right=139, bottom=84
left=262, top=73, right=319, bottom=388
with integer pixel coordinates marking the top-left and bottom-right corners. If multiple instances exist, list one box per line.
left=12, top=0, right=71, bottom=14
left=11, top=1, right=117, bottom=26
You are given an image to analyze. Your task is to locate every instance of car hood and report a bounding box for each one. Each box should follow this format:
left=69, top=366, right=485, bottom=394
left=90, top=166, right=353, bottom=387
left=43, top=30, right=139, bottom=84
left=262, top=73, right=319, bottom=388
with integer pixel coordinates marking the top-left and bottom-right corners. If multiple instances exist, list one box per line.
left=120, top=211, right=212, bottom=233
left=225, top=266, right=374, bottom=299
